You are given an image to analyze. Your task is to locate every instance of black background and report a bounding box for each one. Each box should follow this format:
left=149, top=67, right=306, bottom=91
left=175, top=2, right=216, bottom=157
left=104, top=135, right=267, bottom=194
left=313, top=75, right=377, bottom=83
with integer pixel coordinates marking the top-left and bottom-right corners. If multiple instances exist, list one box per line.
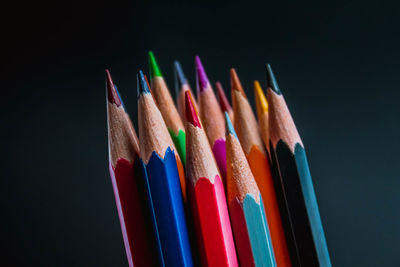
left=3, top=0, right=400, bottom=266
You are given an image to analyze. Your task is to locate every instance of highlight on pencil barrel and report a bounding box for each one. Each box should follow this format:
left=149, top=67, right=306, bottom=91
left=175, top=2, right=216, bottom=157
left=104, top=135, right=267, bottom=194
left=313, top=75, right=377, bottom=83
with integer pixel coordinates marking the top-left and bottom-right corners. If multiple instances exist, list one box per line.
left=266, top=64, right=331, bottom=267
left=137, top=70, right=193, bottom=267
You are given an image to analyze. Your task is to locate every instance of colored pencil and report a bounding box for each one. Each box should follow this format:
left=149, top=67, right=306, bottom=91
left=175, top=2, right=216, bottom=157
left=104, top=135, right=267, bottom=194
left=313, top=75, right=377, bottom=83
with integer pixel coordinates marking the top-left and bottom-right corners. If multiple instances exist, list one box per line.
left=254, top=81, right=269, bottom=151
left=195, top=56, right=227, bottom=181
left=231, top=69, right=291, bottom=267
left=137, top=70, right=193, bottom=267
left=106, top=70, right=157, bottom=267
left=225, top=112, right=276, bottom=267
left=266, top=64, right=331, bottom=267
left=185, top=90, right=238, bottom=267
left=216, top=81, right=234, bottom=123
left=148, top=51, right=187, bottom=201
left=174, top=60, right=198, bottom=120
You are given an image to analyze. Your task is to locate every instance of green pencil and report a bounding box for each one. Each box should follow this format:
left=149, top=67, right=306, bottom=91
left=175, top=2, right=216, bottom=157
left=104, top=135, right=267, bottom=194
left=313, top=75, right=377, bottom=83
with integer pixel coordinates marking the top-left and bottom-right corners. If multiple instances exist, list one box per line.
left=148, top=51, right=187, bottom=201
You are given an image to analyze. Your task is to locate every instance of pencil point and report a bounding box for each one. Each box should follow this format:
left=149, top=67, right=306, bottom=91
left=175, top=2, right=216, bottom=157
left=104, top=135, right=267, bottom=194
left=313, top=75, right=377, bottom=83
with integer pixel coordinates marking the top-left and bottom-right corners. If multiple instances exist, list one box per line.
left=216, top=82, right=232, bottom=113
left=106, top=69, right=122, bottom=106
left=225, top=112, right=237, bottom=139
left=185, top=90, right=201, bottom=128
left=254, top=80, right=268, bottom=118
left=230, top=68, right=246, bottom=97
left=148, top=51, right=162, bottom=80
left=195, top=56, right=209, bottom=92
left=174, top=60, right=188, bottom=95
left=137, top=70, right=150, bottom=97
left=266, top=64, right=281, bottom=94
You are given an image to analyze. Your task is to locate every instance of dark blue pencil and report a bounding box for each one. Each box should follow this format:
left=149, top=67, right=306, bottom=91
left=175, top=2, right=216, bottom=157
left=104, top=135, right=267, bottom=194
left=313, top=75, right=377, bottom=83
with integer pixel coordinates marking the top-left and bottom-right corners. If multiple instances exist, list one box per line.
left=137, top=70, right=193, bottom=267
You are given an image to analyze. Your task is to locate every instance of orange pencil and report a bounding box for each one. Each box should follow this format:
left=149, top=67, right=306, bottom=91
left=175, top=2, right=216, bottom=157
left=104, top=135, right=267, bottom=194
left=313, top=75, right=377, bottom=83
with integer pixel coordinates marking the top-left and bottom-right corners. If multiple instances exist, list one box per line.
left=231, top=69, right=291, bottom=267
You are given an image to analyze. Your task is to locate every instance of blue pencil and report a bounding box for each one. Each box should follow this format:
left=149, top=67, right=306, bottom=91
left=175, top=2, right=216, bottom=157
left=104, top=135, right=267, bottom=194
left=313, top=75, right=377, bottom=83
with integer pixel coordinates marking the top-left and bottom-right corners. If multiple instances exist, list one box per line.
left=137, top=70, right=193, bottom=267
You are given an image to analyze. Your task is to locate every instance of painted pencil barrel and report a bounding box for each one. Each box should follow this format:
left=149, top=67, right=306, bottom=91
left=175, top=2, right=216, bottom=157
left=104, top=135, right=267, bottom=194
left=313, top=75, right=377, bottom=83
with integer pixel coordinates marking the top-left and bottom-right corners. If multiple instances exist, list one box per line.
left=247, top=146, right=292, bottom=267
left=188, top=176, right=238, bottom=267
left=273, top=141, right=331, bottom=267
left=212, top=139, right=227, bottom=181
left=229, top=195, right=276, bottom=267
left=141, top=147, right=193, bottom=267
left=109, top=159, right=158, bottom=267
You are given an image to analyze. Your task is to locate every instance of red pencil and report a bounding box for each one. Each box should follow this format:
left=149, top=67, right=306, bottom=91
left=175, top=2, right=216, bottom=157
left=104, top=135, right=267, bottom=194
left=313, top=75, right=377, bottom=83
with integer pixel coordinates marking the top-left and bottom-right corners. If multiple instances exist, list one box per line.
left=106, top=70, right=157, bottom=267
left=185, top=90, right=238, bottom=267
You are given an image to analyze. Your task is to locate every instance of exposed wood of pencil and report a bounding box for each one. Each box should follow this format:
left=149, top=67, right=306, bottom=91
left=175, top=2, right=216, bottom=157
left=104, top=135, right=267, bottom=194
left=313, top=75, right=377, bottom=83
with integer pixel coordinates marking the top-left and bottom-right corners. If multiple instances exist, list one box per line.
left=230, top=69, right=264, bottom=155
left=231, top=70, right=291, bottom=267
left=106, top=69, right=157, bottom=267
left=267, top=64, right=331, bottom=267
left=138, top=74, right=187, bottom=200
left=148, top=53, right=184, bottom=136
left=174, top=60, right=198, bottom=120
left=216, top=81, right=234, bottom=123
left=185, top=91, right=238, bottom=267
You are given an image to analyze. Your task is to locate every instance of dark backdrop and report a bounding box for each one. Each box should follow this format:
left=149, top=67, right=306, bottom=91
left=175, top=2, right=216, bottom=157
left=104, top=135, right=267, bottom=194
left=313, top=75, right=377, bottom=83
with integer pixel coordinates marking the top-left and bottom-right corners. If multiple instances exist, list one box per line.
left=3, top=0, right=400, bottom=266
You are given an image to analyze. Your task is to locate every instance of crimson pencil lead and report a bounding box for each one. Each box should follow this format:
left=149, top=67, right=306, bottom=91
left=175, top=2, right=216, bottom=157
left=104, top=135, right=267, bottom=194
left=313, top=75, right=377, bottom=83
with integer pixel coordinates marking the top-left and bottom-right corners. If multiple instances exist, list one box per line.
left=185, top=91, right=201, bottom=128
left=195, top=56, right=209, bottom=92
left=230, top=68, right=246, bottom=97
left=148, top=51, right=162, bottom=80
left=137, top=70, right=150, bottom=97
left=266, top=64, right=281, bottom=94
left=215, top=82, right=230, bottom=113
left=105, top=69, right=121, bottom=106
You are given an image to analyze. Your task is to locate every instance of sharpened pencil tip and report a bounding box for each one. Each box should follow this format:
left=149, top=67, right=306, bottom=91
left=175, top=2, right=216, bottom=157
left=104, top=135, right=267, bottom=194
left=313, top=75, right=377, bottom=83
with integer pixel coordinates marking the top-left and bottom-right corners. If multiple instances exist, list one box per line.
left=148, top=51, right=162, bottom=80
left=254, top=80, right=268, bottom=118
left=216, top=82, right=232, bottom=113
left=195, top=56, right=209, bottom=92
left=106, top=69, right=122, bottom=106
left=225, top=112, right=237, bottom=139
left=174, top=60, right=188, bottom=96
left=137, top=70, right=150, bottom=97
left=185, top=90, right=201, bottom=128
left=266, top=64, right=281, bottom=94
left=230, top=68, right=246, bottom=97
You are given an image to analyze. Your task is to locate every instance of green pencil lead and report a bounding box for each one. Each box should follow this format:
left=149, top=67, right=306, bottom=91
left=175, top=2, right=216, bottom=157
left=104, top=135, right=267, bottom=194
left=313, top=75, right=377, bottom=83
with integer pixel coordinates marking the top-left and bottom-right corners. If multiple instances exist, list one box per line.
left=148, top=51, right=163, bottom=80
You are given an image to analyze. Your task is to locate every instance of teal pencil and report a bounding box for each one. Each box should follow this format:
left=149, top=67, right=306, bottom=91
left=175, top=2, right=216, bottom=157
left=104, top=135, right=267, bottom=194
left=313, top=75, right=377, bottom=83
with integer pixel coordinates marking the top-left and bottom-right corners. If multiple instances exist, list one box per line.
left=225, top=112, right=276, bottom=267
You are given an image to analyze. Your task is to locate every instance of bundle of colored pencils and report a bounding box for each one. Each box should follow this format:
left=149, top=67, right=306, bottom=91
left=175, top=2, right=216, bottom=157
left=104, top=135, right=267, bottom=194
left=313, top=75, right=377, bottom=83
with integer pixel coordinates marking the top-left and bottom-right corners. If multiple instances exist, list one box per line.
left=106, top=52, right=331, bottom=267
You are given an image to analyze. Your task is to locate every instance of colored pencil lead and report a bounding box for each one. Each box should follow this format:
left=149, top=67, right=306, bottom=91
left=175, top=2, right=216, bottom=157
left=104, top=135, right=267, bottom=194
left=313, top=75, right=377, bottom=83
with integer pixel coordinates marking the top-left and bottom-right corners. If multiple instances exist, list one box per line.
left=185, top=91, right=201, bottom=128
left=254, top=80, right=268, bottom=119
left=148, top=51, right=162, bottom=80
left=106, top=69, right=122, bottom=106
left=174, top=60, right=188, bottom=94
left=266, top=64, right=281, bottom=94
left=137, top=70, right=150, bottom=96
left=230, top=68, right=246, bottom=98
left=195, top=56, right=209, bottom=92
left=216, top=82, right=234, bottom=121
left=224, top=112, right=237, bottom=139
